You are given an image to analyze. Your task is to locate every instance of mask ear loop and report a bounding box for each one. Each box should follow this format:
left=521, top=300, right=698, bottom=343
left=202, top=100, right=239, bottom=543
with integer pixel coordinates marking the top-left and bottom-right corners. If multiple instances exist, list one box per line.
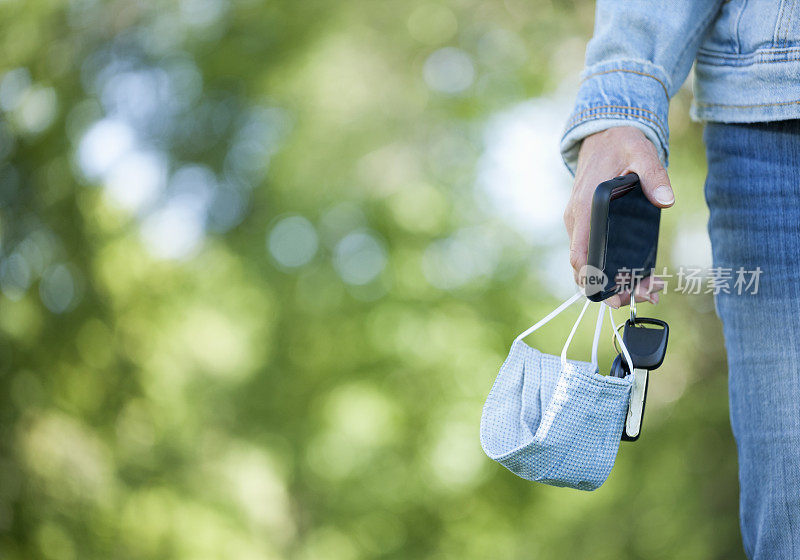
left=514, top=291, right=584, bottom=344
left=607, top=305, right=634, bottom=375
left=590, top=302, right=605, bottom=370
left=560, top=298, right=591, bottom=369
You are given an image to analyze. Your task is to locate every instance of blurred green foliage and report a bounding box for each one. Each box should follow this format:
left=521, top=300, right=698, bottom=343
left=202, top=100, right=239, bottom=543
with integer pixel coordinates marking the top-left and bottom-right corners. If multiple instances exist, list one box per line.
left=0, top=0, right=741, bottom=558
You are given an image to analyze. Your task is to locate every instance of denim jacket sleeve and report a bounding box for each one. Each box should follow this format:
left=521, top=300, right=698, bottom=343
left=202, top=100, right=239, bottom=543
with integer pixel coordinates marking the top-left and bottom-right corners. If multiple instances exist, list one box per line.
left=560, top=1, right=723, bottom=174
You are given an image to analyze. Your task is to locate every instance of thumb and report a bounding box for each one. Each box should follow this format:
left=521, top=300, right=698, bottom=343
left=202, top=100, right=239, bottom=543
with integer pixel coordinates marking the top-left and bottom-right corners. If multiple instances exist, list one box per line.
left=628, top=151, right=674, bottom=209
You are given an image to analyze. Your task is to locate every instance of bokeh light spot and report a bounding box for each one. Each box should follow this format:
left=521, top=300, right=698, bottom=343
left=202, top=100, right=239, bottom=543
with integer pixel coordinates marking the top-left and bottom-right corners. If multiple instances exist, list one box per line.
left=77, top=118, right=136, bottom=180
left=427, top=418, right=488, bottom=491
left=0, top=253, right=31, bottom=301
left=13, top=85, right=58, bottom=135
left=333, top=230, right=386, bottom=285
left=0, top=67, right=31, bottom=111
left=423, top=47, right=475, bottom=94
left=268, top=215, right=319, bottom=269
left=103, top=149, right=167, bottom=213
left=180, top=0, right=229, bottom=29
left=475, top=99, right=571, bottom=241
left=140, top=194, right=207, bottom=260
left=39, top=264, right=78, bottom=313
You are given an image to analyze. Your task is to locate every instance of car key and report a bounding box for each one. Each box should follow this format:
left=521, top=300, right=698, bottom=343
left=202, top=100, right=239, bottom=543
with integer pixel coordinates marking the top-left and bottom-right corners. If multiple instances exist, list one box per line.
left=623, top=369, right=649, bottom=441
left=607, top=352, right=651, bottom=441
left=622, top=317, right=669, bottom=370
left=621, top=317, right=669, bottom=441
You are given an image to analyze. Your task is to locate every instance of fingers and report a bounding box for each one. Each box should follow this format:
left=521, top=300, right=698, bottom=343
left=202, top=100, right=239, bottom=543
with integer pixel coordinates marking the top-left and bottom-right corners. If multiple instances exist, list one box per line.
left=564, top=178, right=596, bottom=285
left=639, top=275, right=666, bottom=298
left=625, top=138, right=674, bottom=208
left=606, top=276, right=665, bottom=308
left=566, top=135, right=621, bottom=285
left=568, top=212, right=591, bottom=284
left=612, top=287, right=655, bottom=308
left=566, top=127, right=674, bottom=294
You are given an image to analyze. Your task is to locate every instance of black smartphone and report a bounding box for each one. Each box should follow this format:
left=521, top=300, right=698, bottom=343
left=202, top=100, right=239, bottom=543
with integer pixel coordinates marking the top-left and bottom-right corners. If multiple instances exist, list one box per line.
left=585, top=173, right=660, bottom=302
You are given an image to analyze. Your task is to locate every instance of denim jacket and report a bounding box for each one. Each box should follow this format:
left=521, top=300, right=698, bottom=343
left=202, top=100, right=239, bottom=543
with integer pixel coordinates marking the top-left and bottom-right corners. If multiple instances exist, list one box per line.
left=561, top=1, right=800, bottom=173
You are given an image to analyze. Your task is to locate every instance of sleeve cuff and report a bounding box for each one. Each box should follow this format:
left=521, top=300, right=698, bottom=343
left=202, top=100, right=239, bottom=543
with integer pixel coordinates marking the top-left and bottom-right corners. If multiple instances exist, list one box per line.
left=560, top=59, right=672, bottom=175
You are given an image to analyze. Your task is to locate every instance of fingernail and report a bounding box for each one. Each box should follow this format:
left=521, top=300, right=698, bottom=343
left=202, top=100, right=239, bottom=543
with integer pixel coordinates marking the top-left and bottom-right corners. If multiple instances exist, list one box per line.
left=650, top=293, right=659, bottom=304
left=654, top=185, right=674, bottom=205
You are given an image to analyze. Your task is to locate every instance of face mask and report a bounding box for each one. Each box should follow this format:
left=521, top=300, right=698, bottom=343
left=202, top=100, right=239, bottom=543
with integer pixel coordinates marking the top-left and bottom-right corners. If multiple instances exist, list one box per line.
left=480, top=293, right=634, bottom=491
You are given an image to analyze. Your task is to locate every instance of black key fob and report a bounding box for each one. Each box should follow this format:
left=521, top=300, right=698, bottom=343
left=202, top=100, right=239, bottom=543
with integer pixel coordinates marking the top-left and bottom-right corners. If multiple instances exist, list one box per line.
left=622, top=318, right=669, bottom=370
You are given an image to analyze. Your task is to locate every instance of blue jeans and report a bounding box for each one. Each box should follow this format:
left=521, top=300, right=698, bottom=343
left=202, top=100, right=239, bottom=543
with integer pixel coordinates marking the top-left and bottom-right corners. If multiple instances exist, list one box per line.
left=705, top=120, right=800, bottom=559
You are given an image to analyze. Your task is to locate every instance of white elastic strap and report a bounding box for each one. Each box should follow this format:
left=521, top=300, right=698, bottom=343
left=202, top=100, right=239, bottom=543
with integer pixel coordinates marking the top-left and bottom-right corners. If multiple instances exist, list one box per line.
left=560, top=298, right=591, bottom=368
left=607, top=305, right=634, bottom=374
left=590, top=303, right=605, bottom=368
left=513, top=291, right=583, bottom=343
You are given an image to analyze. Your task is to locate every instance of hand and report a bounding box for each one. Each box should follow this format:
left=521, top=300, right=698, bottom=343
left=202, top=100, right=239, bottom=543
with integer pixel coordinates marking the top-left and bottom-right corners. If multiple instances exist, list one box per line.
left=563, top=126, right=674, bottom=308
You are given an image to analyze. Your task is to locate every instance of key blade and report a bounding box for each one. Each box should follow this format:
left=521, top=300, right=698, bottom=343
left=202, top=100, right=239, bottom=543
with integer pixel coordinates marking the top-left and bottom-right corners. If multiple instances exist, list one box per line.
left=623, top=368, right=648, bottom=441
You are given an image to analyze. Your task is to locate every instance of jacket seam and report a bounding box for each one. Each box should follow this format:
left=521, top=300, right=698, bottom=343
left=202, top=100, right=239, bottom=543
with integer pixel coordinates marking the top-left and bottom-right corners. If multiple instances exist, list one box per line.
left=673, top=0, right=725, bottom=78
left=564, top=109, right=668, bottom=141
left=777, top=0, right=796, bottom=47
left=699, top=56, right=800, bottom=66
left=565, top=109, right=667, bottom=138
left=696, top=47, right=800, bottom=66
left=783, top=0, right=797, bottom=48
left=732, top=0, right=747, bottom=53
left=580, top=69, right=669, bottom=99
left=774, top=0, right=787, bottom=45
left=567, top=104, right=663, bottom=124
left=694, top=98, right=800, bottom=109
left=698, top=46, right=800, bottom=57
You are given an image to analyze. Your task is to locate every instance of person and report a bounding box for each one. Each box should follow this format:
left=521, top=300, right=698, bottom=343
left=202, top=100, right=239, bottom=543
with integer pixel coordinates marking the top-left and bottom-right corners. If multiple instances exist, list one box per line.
left=561, top=4, right=800, bottom=559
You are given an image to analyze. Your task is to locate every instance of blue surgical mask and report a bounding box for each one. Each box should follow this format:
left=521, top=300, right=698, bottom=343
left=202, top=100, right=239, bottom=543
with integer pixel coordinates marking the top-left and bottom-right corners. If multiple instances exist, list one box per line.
left=480, top=293, right=635, bottom=491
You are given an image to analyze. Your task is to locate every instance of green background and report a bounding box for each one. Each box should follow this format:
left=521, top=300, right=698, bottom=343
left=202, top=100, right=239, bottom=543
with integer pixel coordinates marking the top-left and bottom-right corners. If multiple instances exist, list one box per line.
left=0, top=0, right=741, bottom=558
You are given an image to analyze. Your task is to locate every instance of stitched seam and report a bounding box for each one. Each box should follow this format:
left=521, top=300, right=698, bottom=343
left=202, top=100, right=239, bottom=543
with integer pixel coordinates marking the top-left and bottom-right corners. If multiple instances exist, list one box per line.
left=565, top=111, right=666, bottom=137
left=780, top=0, right=792, bottom=46
left=568, top=104, right=663, bottom=123
left=774, top=0, right=787, bottom=45
left=781, top=0, right=789, bottom=46
left=696, top=48, right=800, bottom=66
left=565, top=111, right=666, bottom=138
left=733, top=0, right=748, bottom=54
left=707, top=56, right=800, bottom=66
left=580, top=69, right=669, bottom=99
left=674, top=0, right=725, bottom=76
left=698, top=46, right=800, bottom=58
left=695, top=99, right=800, bottom=108
left=564, top=109, right=668, bottom=141
left=784, top=0, right=796, bottom=48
